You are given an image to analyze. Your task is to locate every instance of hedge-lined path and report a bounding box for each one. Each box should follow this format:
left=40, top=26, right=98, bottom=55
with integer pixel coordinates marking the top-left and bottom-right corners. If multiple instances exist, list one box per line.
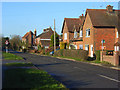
left=12, top=51, right=120, bottom=88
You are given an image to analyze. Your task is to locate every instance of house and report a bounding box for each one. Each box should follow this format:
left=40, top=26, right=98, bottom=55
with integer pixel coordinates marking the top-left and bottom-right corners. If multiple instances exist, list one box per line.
left=61, top=14, right=84, bottom=45
left=81, top=5, right=120, bottom=57
left=35, top=27, right=61, bottom=49
left=22, top=29, right=36, bottom=47
left=61, top=5, right=120, bottom=57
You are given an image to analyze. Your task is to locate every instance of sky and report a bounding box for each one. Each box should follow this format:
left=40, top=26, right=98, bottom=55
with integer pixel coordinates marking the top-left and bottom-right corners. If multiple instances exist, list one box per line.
left=2, top=2, right=119, bottom=38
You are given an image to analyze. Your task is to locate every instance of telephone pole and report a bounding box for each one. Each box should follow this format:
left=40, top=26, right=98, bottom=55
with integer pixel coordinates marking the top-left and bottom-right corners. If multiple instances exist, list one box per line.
left=54, top=19, right=56, bottom=52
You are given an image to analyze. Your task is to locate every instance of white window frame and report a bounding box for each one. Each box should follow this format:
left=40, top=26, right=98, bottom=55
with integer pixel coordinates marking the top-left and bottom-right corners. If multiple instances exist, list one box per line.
left=116, top=31, right=119, bottom=38
left=79, top=45, right=83, bottom=49
left=74, top=30, right=77, bottom=38
left=80, top=30, right=83, bottom=37
left=45, top=46, right=49, bottom=49
left=86, top=29, right=90, bottom=37
left=74, top=45, right=77, bottom=49
left=64, top=33, right=67, bottom=40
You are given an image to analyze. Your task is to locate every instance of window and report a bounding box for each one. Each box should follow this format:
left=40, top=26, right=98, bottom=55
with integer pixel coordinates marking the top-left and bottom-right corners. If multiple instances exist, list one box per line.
left=45, top=46, right=49, bottom=49
left=114, top=46, right=119, bottom=51
left=85, top=45, right=89, bottom=51
left=74, top=45, right=77, bottom=49
left=86, top=29, right=90, bottom=37
left=116, top=31, right=119, bottom=38
left=80, top=30, right=83, bottom=37
left=64, top=33, right=67, bottom=40
left=79, top=45, right=83, bottom=49
left=74, top=30, right=77, bottom=38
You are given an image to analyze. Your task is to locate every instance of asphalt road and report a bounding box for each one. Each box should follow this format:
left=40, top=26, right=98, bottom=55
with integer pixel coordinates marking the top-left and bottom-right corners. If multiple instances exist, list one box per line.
left=12, top=51, right=120, bottom=89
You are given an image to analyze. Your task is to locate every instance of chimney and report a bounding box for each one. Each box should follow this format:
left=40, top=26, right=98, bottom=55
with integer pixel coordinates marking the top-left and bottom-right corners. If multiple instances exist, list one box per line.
left=79, top=14, right=85, bottom=22
left=43, top=29, right=46, bottom=32
left=106, top=5, right=113, bottom=13
left=34, top=29, right=36, bottom=36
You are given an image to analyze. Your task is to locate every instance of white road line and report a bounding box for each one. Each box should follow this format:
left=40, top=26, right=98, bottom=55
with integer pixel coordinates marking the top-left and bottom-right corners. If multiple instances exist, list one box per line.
left=98, top=74, right=120, bottom=83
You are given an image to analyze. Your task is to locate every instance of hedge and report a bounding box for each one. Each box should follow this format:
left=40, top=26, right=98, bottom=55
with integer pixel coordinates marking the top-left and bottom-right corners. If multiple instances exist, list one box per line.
left=95, top=50, right=100, bottom=61
left=60, top=42, right=65, bottom=49
left=54, top=49, right=88, bottom=60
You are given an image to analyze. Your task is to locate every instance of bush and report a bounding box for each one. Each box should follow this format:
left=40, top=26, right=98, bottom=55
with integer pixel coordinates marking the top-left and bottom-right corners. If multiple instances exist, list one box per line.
left=54, top=49, right=88, bottom=60
left=60, top=42, right=65, bottom=49
left=95, top=50, right=100, bottom=61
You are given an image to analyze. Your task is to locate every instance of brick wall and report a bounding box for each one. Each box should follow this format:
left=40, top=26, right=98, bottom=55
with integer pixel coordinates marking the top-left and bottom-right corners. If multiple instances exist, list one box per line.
left=94, top=28, right=115, bottom=51
left=103, top=55, right=114, bottom=64
left=83, top=13, right=94, bottom=56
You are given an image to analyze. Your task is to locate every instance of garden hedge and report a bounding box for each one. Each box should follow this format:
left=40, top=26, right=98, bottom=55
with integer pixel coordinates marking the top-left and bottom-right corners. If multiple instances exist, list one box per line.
left=54, top=49, right=88, bottom=60
left=95, top=50, right=100, bottom=61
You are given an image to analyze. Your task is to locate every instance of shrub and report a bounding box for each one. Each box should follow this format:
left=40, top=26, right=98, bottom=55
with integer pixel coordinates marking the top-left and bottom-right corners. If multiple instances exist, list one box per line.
left=60, top=42, right=65, bottom=49
left=54, top=49, right=88, bottom=60
left=95, top=50, right=100, bottom=61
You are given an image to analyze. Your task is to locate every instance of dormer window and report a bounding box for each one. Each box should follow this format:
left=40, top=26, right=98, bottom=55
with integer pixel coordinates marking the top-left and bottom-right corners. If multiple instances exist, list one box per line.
left=74, top=30, right=77, bottom=38
left=116, top=31, right=119, bottom=38
left=80, top=30, right=83, bottom=37
left=86, top=29, right=90, bottom=37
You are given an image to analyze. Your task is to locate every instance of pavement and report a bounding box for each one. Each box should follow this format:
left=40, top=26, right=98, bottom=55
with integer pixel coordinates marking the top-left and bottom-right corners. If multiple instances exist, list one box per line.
left=8, top=51, right=120, bottom=89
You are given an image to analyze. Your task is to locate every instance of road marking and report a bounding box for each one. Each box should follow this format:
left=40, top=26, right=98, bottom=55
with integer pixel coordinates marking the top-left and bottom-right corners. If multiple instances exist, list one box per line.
left=98, top=74, right=120, bottom=83
left=74, top=67, right=86, bottom=71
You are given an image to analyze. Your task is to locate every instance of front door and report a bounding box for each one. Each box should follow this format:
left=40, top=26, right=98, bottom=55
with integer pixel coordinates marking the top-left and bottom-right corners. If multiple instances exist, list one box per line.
left=91, top=45, right=93, bottom=57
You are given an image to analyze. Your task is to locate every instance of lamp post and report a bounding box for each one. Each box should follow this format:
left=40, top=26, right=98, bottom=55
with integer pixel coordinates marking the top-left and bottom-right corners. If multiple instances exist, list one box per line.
left=54, top=19, right=56, bottom=52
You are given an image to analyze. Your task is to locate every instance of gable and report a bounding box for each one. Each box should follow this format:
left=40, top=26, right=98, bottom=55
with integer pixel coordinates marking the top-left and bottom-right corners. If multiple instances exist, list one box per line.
left=61, top=18, right=82, bottom=33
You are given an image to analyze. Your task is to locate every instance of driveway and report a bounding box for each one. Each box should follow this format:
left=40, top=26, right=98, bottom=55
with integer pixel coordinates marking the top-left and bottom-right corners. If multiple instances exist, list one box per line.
left=11, top=51, right=120, bottom=88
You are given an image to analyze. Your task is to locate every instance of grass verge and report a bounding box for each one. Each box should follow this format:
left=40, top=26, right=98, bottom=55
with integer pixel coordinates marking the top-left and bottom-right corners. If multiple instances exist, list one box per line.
left=3, top=63, right=66, bottom=89
left=2, top=52, right=23, bottom=60
left=5, top=62, right=33, bottom=67
left=3, top=68, right=66, bottom=89
left=53, top=55, right=113, bottom=66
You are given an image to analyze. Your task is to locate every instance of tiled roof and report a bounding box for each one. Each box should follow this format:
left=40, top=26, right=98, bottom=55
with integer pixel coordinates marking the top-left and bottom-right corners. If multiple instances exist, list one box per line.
left=86, top=9, right=120, bottom=27
left=70, top=37, right=83, bottom=42
left=22, top=31, right=33, bottom=38
left=36, top=27, right=62, bottom=39
left=61, top=18, right=83, bottom=33
left=36, top=27, right=54, bottom=39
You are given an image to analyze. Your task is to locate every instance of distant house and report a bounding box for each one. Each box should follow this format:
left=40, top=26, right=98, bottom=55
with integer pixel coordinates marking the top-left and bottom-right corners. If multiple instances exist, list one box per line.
left=35, top=27, right=61, bottom=49
left=22, top=29, right=36, bottom=47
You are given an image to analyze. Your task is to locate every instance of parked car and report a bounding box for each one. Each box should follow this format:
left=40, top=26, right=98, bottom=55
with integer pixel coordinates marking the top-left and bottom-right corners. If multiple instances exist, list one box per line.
left=50, top=48, right=60, bottom=55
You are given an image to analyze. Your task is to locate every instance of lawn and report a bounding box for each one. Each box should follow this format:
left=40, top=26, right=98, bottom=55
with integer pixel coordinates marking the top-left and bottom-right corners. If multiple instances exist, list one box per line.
left=5, top=62, right=33, bottom=67
left=2, top=52, right=23, bottom=60
left=3, top=63, right=66, bottom=89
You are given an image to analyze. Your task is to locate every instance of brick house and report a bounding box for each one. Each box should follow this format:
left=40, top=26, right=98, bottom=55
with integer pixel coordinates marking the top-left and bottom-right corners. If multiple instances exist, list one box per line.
left=61, top=15, right=84, bottom=48
left=22, top=29, right=36, bottom=47
left=61, top=5, right=120, bottom=57
left=35, top=27, right=61, bottom=49
left=81, top=5, right=120, bottom=57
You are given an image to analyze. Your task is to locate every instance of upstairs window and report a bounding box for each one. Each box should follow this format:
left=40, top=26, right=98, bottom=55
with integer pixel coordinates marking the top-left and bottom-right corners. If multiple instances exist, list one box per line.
left=86, top=29, right=90, bottom=37
left=64, top=33, right=67, bottom=40
left=74, top=30, right=77, bottom=38
left=80, top=30, right=83, bottom=37
left=116, top=31, right=119, bottom=38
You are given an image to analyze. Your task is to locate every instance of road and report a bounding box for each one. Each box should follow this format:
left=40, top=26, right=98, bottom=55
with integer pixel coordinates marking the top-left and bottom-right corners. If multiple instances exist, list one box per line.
left=12, top=51, right=120, bottom=88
